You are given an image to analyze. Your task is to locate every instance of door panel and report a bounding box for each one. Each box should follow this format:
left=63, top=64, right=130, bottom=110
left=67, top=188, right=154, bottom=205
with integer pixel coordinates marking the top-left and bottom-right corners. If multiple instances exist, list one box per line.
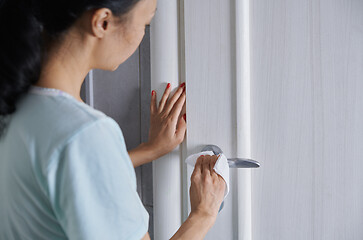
left=184, top=0, right=242, bottom=239
left=251, top=0, right=363, bottom=239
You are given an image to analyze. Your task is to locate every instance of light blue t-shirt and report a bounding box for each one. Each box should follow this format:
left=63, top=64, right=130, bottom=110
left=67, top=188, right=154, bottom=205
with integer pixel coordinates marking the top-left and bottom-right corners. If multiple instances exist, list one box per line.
left=0, top=86, right=149, bottom=240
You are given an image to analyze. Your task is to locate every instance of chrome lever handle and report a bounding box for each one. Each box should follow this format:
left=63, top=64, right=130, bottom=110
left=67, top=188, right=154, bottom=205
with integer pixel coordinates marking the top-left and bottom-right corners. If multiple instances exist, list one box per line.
left=201, top=145, right=260, bottom=168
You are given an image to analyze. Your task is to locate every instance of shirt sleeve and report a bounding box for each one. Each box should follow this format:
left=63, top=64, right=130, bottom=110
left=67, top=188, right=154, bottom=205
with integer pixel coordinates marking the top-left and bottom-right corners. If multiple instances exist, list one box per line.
left=46, top=117, right=149, bottom=240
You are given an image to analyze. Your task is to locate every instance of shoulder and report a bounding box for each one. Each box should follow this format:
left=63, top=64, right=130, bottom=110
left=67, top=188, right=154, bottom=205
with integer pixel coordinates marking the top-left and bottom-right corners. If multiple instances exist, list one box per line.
left=13, top=93, right=124, bottom=160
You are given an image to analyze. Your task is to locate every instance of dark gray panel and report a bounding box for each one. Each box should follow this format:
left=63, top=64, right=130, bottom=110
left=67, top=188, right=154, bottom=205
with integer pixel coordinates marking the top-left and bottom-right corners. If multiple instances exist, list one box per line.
left=145, top=205, right=154, bottom=240
left=80, top=80, right=87, bottom=102
left=140, top=27, right=153, bottom=208
left=80, top=73, right=93, bottom=106
left=92, top=49, right=143, bottom=200
left=140, top=28, right=151, bottom=143
left=92, top=50, right=141, bottom=151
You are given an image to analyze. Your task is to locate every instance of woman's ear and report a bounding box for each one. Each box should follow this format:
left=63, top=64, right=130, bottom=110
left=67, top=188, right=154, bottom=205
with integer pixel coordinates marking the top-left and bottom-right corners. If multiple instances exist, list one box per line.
left=91, top=8, right=112, bottom=38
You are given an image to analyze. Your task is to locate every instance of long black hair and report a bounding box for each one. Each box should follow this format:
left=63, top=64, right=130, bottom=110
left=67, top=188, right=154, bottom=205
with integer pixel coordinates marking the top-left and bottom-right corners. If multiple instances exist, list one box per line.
left=0, top=0, right=141, bottom=136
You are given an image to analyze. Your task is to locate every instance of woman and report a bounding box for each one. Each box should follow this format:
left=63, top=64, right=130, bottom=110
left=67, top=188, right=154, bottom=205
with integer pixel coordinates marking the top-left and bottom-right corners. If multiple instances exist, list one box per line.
left=0, top=0, right=226, bottom=239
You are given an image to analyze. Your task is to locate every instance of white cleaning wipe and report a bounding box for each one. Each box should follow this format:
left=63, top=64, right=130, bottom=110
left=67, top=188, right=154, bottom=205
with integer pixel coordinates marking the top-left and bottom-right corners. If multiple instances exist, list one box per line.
left=185, top=150, right=230, bottom=200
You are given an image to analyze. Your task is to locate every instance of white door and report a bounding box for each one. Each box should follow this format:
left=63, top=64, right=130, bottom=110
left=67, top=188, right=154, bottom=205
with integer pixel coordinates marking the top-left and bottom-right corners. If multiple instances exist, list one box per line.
left=250, top=0, right=363, bottom=239
left=151, top=0, right=363, bottom=239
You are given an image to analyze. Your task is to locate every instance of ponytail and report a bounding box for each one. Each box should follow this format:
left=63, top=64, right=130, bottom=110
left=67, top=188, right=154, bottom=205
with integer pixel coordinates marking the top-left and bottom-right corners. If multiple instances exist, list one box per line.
left=0, top=0, right=42, bottom=135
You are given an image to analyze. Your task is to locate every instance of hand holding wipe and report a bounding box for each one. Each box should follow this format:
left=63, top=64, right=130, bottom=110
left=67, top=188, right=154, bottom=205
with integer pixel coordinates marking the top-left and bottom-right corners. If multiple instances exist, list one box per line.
left=185, top=150, right=230, bottom=200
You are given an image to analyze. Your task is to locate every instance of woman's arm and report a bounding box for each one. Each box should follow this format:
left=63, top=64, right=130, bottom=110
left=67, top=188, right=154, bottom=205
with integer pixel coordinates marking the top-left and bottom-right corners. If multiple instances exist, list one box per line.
left=128, top=142, right=159, bottom=168
left=169, top=210, right=216, bottom=240
left=140, top=211, right=215, bottom=240
left=169, top=155, right=225, bottom=239
left=141, top=232, right=151, bottom=240
left=137, top=152, right=224, bottom=240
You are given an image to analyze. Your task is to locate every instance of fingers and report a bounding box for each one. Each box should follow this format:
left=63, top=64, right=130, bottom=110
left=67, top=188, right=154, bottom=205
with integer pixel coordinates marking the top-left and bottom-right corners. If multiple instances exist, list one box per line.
left=193, top=155, right=217, bottom=177
left=195, top=155, right=203, bottom=170
left=150, top=90, right=157, bottom=115
left=202, top=156, right=211, bottom=176
left=175, top=114, right=187, bottom=143
left=209, top=155, right=219, bottom=175
left=163, top=83, right=185, bottom=115
left=169, top=92, right=186, bottom=124
left=207, top=155, right=225, bottom=192
left=158, top=83, right=172, bottom=112
left=191, top=155, right=204, bottom=179
left=153, top=83, right=186, bottom=118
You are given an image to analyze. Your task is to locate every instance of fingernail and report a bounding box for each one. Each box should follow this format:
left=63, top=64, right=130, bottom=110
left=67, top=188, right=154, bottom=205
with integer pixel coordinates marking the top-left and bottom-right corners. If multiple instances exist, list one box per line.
left=180, top=82, right=185, bottom=88
left=183, top=113, right=186, bottom=121
left=167, top=83, right=171, bottom=88
left=183, top=86, right=186, bottom=92
left=152, top=90, right=155, bottom=96
left=201, top=155, right=204, bottom=157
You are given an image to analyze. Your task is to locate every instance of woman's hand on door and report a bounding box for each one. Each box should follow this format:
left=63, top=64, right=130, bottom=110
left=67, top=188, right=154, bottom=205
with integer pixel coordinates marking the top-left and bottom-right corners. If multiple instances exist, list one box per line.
left=147, top=82, right=187, bottom=159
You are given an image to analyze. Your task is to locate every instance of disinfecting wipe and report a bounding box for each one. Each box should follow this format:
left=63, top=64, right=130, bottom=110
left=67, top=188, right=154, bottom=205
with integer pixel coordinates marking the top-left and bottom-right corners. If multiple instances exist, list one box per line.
left=185, top=150, right=230, bottom=200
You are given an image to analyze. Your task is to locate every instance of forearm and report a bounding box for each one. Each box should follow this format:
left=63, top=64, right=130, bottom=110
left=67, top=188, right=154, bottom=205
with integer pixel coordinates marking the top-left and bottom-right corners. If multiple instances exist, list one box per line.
left=170, top=211, right=216, bottom=240
left=128, top=142, right=159, bottom=168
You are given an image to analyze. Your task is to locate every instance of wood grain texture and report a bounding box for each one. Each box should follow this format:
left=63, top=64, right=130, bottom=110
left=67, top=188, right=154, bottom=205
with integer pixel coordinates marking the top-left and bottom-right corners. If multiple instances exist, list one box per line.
left=250, top=0, right=363, bottom=239
left=184, top=0, right=239, bottom=239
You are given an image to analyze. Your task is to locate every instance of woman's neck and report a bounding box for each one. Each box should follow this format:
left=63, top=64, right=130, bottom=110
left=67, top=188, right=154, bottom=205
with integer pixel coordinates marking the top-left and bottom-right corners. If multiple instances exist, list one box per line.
left=35, top=30, right=94, bottom=103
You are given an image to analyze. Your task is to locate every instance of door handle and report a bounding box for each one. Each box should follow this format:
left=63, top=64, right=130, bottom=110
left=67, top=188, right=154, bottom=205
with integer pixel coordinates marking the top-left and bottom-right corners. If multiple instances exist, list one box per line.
left=202, top=145, right=260, bottom=168
left=200, top=145, right=259, bottom=213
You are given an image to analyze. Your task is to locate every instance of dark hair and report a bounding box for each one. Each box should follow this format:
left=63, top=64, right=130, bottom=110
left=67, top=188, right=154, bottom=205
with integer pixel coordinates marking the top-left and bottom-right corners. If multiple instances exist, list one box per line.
left=0, top=0, right=141, bottom=136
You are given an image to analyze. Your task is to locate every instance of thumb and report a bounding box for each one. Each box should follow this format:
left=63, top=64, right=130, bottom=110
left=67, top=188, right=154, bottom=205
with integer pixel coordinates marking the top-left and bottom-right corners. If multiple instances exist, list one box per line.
left=175, top=114, right=187, bottom=143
